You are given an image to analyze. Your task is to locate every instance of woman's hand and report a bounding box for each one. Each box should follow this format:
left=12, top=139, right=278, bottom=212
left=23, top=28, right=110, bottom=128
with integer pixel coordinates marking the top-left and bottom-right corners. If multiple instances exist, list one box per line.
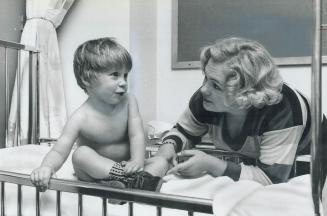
left=30, top=166, right=54, bottom=192
left=167, top=150, right=210, bottom=178
left=123, top=160, right=144, bottom=175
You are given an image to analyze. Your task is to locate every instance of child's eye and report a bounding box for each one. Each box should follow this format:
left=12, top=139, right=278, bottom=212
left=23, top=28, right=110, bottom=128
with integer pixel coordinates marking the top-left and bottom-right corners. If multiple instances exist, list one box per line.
left=111, top=72, right=119, bottom=77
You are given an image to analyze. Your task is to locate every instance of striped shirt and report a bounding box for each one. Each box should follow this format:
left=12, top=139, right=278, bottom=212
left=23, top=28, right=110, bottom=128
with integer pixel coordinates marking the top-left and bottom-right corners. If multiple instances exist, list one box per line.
left=163, top=83, right=310, bottom=185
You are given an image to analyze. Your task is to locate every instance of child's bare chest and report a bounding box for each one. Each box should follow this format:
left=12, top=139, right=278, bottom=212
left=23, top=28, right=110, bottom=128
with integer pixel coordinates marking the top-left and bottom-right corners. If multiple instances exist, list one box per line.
left=80, top=107, right=128, bottom=145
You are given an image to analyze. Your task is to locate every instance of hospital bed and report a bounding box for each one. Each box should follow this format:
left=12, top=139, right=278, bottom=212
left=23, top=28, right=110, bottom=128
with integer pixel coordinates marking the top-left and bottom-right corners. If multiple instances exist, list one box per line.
left=0, top=41, right=321, bottom=216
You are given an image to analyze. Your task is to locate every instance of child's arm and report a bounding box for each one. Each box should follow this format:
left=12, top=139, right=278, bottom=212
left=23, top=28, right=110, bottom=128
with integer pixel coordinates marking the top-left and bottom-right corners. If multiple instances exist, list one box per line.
left=125, top=94, right=145, bottom=174
left=30, top=111, right=83, bottom=190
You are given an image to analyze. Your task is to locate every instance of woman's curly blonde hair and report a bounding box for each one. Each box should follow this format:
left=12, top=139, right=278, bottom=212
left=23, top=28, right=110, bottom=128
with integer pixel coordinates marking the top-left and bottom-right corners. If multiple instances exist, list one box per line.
left=200, top=37, right=283, bottom=109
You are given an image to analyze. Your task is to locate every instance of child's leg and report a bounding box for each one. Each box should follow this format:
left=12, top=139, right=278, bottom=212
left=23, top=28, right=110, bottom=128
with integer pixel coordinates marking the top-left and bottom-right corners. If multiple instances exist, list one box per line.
left=73, top=166, right=94, bottom=181
left=144, top=156, right=171, bottom=177
left=72, top=146, right=129, bottom=205
left=72, top=145, right=117, bottom=181
left=124, top=155, right=171, bottom=192
left=121, top=156, right=170, bottom=191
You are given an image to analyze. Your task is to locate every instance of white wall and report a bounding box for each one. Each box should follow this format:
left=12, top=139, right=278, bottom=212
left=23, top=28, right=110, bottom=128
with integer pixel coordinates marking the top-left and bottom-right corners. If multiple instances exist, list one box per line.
left=58, top=0, right=130, bottom=116
left=129, top=0, right=157, bottom=123
left=156, top=0, right=202, bottom=124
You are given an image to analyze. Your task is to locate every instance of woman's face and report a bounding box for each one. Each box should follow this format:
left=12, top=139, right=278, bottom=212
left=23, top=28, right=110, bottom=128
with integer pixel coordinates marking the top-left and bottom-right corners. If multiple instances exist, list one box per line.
left=200, top=59, right=230, bottom=112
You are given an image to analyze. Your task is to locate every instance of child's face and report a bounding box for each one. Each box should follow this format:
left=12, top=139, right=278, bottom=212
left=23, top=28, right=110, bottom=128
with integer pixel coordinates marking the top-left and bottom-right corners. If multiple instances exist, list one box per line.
left=87, top=68, right=129, bottom=105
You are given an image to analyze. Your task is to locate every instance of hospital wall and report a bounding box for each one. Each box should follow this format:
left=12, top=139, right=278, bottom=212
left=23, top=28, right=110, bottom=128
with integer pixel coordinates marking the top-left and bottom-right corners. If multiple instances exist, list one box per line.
left=58, top=0, right=327, bottom=127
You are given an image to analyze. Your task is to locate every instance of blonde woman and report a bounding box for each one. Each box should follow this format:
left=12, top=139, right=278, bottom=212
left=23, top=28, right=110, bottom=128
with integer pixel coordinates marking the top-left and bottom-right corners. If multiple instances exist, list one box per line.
left=150, top=37, right=311, bottom=185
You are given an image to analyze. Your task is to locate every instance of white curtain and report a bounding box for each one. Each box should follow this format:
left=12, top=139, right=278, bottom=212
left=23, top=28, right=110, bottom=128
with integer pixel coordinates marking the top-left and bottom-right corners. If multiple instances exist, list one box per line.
left=7, top=0, right=75, bottom=147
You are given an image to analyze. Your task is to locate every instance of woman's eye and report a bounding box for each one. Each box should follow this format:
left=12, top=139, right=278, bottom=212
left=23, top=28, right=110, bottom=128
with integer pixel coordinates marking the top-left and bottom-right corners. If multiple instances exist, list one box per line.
left=213, top=83, right=221, bottom=90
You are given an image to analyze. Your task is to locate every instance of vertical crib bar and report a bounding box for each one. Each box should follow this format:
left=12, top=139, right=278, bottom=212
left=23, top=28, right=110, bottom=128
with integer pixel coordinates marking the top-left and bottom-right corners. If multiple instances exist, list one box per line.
left=128, top=202, right=134, bottom=216
left=56, top=191, right=61, bottom=216
left=78, top=194, right=83, bottom=216
left=17, top=185, right=22, bottom=216
left=156, top=206, right=162, bottom=216
left=35, top=189, right=40, bottom=216
left=29, top=51, right=37, bottom=144
left=312, top=0, right=322, bottom=215
left=4, top=48, right=9, bottom=147
left=35, top=52, right=40, bottom=144
left=188, top=211, right=194, bottom=216
left=1, top=182, right=5, bottom=216
left=16, top=51, right=21, bottom=146
left=102, top=198, right=107, bottom=216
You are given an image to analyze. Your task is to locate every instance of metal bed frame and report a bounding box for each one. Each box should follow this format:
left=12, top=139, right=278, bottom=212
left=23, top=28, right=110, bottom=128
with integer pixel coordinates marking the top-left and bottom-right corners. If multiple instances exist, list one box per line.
left=0, top=0, right=325, bottom=214
left=311, top=0, right=325, bottom=215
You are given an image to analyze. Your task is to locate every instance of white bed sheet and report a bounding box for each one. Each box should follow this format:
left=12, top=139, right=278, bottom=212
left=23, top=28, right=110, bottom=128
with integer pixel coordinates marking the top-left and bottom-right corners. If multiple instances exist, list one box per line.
left=0, top=145, right=321, bottom=216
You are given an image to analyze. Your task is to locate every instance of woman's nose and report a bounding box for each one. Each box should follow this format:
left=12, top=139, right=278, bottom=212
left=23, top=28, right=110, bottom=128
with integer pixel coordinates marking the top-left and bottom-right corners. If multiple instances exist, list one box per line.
left=200, top=83, right=209, bottom=95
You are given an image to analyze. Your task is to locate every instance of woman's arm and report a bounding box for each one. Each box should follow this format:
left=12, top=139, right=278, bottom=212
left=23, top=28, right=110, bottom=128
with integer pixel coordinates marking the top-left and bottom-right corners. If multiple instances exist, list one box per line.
left=168, top=150, right=227, bottom=178
left=166, top=120, right=306, bottom=183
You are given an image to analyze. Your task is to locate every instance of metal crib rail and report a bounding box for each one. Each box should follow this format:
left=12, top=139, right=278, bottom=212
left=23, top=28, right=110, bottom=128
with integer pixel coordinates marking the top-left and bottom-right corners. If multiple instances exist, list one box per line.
left=0, top=39, right=38, bottom=52
left=0, top=170, right=213, bottom=215
left=1, top=39, right=40, bottom=146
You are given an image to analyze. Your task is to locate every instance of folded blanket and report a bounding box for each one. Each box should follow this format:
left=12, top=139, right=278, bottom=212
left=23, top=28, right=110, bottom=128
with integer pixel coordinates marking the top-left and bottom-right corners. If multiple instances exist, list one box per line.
left=161, top=173, right=320, bottom=216
left=212, top=175, right=317, bottom=216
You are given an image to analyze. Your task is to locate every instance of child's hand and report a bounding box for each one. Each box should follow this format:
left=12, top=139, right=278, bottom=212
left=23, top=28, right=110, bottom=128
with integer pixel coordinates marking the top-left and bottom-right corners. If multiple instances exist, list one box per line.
left=30, top=166, right=54, bottom=192
left=122, top=161, right=144, bottom=175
